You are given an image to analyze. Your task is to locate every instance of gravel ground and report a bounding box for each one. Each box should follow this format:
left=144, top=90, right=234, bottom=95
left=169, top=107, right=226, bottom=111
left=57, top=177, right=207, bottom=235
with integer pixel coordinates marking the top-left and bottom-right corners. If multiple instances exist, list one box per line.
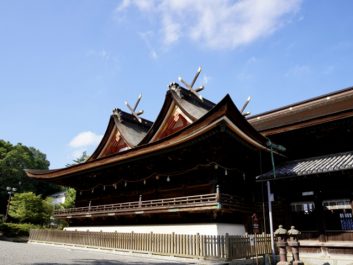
left=0, top=241, right=223, bottom=265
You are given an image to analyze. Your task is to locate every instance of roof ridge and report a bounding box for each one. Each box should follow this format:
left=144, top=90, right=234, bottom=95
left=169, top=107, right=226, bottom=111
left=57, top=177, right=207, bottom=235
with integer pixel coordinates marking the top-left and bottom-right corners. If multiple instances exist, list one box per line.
left=249, top=85, right=353, bottom=119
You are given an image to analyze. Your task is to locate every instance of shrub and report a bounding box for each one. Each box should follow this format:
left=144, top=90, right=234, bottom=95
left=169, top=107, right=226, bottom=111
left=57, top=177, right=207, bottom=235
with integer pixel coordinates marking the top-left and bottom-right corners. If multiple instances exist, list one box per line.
left=0, top=222, right=40, bottom=237
left=8, top=192, right=53, bottom=225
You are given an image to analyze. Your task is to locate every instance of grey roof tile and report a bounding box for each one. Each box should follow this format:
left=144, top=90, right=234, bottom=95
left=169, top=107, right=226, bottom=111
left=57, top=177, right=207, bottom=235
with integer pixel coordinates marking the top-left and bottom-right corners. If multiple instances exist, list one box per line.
left=257, top=151, right=353, bottom=181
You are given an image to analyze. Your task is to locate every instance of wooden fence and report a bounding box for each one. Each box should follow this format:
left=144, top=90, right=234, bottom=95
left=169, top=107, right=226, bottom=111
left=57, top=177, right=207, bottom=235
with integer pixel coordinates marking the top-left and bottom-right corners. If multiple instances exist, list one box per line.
left=29, top=230, right=271, bottom=261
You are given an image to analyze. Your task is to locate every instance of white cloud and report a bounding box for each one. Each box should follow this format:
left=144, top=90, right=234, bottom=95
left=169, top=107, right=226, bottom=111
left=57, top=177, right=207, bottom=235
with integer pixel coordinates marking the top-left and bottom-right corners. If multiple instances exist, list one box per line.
left=162, top=15, right=181, bottom=45
left=69, top=131, right=103, bottom=148
left=139, top=31, right=159, bottom=60
left=117, top=0, right=302, bottom=50
left=117, top=0, right=153, bottom=12
left=71, top=149, right=87, bottom=160
left=116, top=0, right=131, bottom=12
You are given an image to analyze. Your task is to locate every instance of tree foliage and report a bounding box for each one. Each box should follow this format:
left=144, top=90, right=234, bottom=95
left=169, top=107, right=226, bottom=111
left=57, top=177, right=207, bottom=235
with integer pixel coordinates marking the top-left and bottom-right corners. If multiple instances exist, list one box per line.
left=66, top=151, right=89, bottom=167
left=61, top=187, right=76, bottom=209
left=0, top=140, right=60, bottom=213
left=8, top=192, right=53, bottom=225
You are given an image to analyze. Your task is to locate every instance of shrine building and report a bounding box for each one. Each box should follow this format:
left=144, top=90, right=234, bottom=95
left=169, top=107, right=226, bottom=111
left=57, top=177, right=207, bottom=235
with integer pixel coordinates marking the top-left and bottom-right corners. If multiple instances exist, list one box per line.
left=26, top=71, right=353, bottom=246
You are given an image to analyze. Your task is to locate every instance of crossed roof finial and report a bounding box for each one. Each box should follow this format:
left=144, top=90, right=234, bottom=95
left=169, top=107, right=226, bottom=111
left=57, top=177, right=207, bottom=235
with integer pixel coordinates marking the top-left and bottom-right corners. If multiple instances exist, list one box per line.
left=178, top=66, right=205, bottom=101
left=124, top=93, right=144, bottom=123
left=240, top=96, right=251, bottom=117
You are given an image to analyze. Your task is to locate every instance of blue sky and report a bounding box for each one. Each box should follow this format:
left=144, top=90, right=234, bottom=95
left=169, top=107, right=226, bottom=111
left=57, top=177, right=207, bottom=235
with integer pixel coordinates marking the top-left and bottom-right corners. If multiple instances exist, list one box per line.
left=1, top=0, right=353, bottom=169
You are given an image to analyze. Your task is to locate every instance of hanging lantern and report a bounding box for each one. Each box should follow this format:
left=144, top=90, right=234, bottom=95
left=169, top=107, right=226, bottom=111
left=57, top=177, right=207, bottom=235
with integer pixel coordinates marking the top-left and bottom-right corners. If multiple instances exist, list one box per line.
left=225, top=169, right=228, bottom=176
left=214, top=164, right=219, bottom=170
left=79, top=191, right=82, bottom=195
left=124, top=181, right=127, bottom=187
left=143, top=179, right=146, bottom=185
left=91, top=188, right=94, bottom=193
left=113, top=184, right=117, bottom=189
left=155, top=175, right=159, bottom=180
left=166, top=176, right=171, bottom=182
left=103, top=185, right=106, bottom=191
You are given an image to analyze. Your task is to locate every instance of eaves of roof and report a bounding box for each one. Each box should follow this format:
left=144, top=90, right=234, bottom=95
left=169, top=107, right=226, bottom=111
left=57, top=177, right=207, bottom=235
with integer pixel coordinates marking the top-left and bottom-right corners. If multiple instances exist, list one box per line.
left=248, top=85, right=353, bottom=135
left=88, top=117, right=116, bottom=161
left=256, top=150, right=353, bottom=181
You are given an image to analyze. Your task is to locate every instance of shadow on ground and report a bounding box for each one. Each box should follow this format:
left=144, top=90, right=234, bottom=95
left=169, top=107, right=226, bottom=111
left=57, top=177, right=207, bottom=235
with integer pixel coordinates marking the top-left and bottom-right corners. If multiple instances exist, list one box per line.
left=0, top=236, right=28, bottom=243
left=29, top=259, right=199, bottom=265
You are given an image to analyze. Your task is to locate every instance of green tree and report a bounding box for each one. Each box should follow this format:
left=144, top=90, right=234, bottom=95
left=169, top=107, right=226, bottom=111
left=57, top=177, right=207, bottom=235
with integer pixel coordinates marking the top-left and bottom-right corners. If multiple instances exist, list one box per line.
left=0, top=140, right=60, bottom=214
left=65, top=151, right=89, bottom=167
left=61, top=188, right=76, bottom=209
left=8, top=192, right=53, bottom=225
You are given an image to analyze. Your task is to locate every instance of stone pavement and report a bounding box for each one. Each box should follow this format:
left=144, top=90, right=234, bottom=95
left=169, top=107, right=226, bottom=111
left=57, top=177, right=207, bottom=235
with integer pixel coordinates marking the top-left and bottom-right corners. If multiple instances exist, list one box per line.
left=0, top=240, right=226, bottom=265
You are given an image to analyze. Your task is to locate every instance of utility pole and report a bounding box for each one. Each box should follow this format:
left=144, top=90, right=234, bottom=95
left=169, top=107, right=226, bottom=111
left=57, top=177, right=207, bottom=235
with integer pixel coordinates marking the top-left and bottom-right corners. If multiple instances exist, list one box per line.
left=4, top=186, right=17, bottom=222
left=266, top=139, right=286, bottom=264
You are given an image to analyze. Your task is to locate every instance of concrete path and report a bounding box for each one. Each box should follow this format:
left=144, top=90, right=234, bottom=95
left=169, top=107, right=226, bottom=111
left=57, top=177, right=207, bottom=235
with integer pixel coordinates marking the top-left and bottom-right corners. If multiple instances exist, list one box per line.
left=0, top=241, right=222, bottom=265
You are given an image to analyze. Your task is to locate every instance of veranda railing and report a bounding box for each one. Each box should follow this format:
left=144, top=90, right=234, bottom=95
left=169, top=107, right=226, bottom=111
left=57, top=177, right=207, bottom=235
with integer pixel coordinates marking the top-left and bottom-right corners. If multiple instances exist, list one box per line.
left=54, top=193, right=253, bottom=219
left=29, top=229, right=271, bottom=261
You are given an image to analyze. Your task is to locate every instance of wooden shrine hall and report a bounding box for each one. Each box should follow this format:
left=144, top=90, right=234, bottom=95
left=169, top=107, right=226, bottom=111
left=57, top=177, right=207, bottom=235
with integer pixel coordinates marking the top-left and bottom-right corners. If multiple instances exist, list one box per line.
left=26, top=69, right=353, bottom=242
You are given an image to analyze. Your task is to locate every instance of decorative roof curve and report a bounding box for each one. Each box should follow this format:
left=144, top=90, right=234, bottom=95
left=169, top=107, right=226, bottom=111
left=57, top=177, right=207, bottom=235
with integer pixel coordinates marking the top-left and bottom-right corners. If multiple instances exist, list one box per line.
left=88, top=109, right=152, bottom=161
left=25, top=93, right=270, bottom=182
left=139, top=83, right=215, bottom=145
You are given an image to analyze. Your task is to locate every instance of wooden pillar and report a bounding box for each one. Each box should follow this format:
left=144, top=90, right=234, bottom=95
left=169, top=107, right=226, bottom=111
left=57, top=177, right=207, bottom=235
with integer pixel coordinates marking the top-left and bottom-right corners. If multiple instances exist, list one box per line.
left=314, top=190, right=326, bottom=242
left=224, top=233, right=230, bottom=260
left=139, top=195, right=142, bottom=207
left=216, top=185, right=220, bottom=202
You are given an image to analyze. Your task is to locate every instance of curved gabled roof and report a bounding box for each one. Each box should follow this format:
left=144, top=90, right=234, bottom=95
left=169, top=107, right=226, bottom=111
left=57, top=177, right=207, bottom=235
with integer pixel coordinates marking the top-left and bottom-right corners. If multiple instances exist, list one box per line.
left=171, top=84, right=215, bottom=120
left=113, top=110, right=153, bottom=146
left=139, top=83, right=215, bottom=145
left=88, top=110, right=152, bottom=161
left=25, top=94, right=270, bottom=182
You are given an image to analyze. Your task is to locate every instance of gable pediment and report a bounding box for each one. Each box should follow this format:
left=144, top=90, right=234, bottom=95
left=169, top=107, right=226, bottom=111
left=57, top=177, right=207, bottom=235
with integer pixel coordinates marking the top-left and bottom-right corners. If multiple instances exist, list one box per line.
left=97, top=127, right=130, bottom=159
left=151, top=103, right=192, bottom=142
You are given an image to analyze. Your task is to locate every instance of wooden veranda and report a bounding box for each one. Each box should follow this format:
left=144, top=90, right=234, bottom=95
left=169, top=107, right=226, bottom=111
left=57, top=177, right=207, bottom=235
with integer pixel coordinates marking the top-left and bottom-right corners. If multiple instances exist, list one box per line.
left=54, top=192, right=252, bottom=219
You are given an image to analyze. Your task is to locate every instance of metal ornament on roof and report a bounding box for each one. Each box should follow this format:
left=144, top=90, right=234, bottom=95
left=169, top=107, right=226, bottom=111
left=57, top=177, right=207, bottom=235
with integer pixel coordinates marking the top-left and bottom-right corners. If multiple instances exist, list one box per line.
left=240, top=96, right=252, bottom=117
left=112, top=108, right=122, bottom=122
left=168, top=82, right=182, bottom=98
left=178, top=66, right=205, bottom=101
left=125, top=93, right=144, bottom=123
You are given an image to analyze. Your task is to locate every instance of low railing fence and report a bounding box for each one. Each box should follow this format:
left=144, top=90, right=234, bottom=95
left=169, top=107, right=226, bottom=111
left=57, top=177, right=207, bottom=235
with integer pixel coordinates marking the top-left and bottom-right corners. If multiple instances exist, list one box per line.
left=54, top=193, right=219, bottom=217
left=53, top=193, right=254, bottom=218
left=29, top=229, right=271, bottom=260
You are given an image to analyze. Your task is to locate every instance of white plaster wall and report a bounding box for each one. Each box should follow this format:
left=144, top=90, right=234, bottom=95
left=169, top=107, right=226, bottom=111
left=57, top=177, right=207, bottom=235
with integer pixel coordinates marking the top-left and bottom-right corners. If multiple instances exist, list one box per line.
left=217, top=223, right=246, bottom=235
left=52, top=196, right=65, bottom=205
left=65, top=223, right=245, bottom=236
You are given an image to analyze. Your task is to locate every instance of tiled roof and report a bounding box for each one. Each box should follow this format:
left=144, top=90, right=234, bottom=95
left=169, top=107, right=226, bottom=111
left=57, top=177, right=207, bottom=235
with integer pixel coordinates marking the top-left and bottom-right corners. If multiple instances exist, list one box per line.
left=256, top=151, right=353, bottom=181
